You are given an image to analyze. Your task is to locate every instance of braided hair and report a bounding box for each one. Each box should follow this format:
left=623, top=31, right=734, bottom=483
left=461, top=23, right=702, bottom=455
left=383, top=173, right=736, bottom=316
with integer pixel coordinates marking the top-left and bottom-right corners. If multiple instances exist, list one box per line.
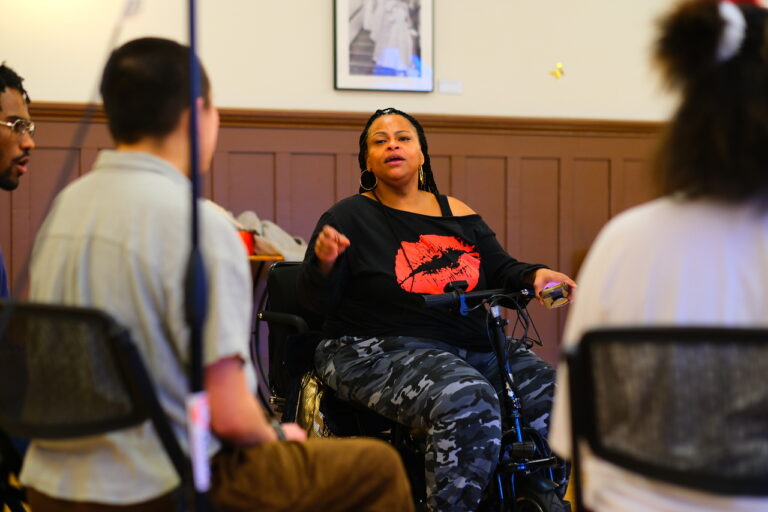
left=357, top=107, right=439, bottom=195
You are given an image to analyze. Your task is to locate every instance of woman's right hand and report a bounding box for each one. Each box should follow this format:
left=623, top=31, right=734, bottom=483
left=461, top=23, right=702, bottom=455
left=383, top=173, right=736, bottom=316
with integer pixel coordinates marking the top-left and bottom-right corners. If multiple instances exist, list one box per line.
left=314, top=224, right=351, bottom=276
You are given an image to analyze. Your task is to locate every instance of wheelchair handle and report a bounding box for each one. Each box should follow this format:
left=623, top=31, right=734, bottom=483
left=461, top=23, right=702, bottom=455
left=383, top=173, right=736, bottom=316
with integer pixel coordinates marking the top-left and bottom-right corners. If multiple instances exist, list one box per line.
left=422, top=288, right=503, bottom=308
left=422, top=288, right=532, bottom=314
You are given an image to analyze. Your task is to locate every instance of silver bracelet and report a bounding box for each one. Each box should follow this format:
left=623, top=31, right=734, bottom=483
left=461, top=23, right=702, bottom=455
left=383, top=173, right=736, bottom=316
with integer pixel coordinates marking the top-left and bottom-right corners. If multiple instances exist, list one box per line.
left=270, top=419, right=286, bottom=441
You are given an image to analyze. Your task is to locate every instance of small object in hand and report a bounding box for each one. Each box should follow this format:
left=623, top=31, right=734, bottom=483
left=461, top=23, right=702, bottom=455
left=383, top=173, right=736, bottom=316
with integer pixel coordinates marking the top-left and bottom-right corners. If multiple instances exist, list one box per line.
left=541, top=282, right=570, bottom=309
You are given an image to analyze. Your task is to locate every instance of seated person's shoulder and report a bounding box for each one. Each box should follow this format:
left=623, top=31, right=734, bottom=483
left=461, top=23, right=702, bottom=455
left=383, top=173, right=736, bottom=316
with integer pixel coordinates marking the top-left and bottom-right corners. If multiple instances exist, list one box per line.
left=335, top=194, right=366, bottom=211
left=447, top=196, right=476, bottom=216
left=324, top=195, right=372, bottom=222
left=202, top=199, right=240, bottom=228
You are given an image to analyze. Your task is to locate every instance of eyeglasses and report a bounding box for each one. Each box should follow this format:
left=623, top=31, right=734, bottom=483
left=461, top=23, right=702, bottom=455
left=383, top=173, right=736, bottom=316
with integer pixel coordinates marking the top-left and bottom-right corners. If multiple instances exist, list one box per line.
left=1, top=118, right=36, bottom=138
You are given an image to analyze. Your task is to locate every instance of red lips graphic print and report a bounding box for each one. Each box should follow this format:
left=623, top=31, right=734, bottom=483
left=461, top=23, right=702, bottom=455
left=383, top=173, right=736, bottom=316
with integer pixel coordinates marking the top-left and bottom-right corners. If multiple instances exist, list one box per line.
left=395, top=234, right=481, bottom=294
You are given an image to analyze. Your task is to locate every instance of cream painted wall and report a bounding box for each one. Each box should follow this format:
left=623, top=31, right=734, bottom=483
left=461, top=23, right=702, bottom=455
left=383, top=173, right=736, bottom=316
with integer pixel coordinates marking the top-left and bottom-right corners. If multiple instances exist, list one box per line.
left=1, top=0, right=678, bottom=120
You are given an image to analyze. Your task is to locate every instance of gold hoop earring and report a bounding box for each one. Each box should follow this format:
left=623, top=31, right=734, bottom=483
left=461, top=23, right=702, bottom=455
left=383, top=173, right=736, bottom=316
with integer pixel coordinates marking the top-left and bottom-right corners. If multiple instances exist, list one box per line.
left=360, top=169, right=378, bottom=191
left=418, top=166, right=425, bottom=187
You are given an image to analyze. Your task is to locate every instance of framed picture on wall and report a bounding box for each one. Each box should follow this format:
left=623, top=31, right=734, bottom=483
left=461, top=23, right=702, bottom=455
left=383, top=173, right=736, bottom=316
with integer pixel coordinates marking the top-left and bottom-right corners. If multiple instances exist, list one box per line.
left=334, top=0, right=434, bottom=92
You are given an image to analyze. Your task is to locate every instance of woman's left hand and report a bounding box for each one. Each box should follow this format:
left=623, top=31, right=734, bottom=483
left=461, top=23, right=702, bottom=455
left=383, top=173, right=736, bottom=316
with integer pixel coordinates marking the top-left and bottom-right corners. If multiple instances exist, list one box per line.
left=531, top=269, right=578, bottom=306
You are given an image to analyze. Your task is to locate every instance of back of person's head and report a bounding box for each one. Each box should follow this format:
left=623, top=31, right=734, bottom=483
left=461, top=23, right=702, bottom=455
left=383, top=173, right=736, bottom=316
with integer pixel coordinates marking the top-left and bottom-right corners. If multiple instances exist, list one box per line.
left=0, top=64, right=30, bottom=105
left=100, top=37, right=210, bottom=144
left=655, top=0, right=768, bottom=202
left=357, top=107, right=439, bottom=194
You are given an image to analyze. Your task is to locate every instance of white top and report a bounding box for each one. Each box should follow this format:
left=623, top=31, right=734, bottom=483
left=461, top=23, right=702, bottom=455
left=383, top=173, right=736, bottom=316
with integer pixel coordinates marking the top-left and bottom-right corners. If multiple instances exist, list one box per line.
left=550, top=196, right=768, bottom=512
left=21, top=150, right=254, bottom=504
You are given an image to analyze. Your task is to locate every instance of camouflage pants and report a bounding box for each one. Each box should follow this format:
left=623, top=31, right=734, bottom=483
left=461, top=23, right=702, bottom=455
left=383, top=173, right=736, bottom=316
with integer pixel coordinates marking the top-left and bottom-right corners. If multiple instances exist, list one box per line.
left=315, top=336, right=558, bottom=512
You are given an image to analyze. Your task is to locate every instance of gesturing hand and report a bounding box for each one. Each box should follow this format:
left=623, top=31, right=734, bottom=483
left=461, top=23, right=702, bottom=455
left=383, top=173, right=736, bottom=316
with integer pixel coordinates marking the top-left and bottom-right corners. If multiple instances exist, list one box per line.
left=314, top=224, right=351, bottom=276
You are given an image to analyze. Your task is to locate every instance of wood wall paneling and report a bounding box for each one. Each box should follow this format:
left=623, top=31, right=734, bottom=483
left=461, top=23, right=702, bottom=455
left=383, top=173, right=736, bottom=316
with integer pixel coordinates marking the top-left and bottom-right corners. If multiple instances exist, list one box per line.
left=215, top=151, right=277, bottom=222
left=17, top=105, right=662, bottom=364
left=289, top=153, right=337, bottom=241
left=274, top=152, right=292, bottom=230
left=336, top=153, right=359, bottom=205
left=613, top=157, right=656, bottom=216
left=518, top=157, right=562, bottom=363
left=463, top=157, right=507, bottom=240
left=518, top=158, right=560, bottom=267
left=570, top=158, right=611, bottom=256
left=428, top=155, right=451, bottom=196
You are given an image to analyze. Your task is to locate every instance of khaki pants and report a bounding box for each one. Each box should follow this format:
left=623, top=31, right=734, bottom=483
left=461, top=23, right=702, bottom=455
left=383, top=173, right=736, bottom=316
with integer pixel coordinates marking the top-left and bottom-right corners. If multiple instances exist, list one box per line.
left=211, top=437, right=413, bottom=512
left=27, top=490, right=175, bottom=512
left=28, top=437, right=414, bottom=512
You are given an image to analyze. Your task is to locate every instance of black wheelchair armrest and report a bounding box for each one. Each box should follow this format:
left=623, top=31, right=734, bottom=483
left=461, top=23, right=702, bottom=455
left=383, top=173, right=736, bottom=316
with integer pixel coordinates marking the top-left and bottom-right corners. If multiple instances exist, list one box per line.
left=258, top=311, right=309, bottom=334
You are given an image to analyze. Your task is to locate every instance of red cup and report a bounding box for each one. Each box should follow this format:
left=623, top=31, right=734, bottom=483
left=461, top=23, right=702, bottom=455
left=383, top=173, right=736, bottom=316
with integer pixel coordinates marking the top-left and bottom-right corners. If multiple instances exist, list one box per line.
left=238, top=230, right=255, bottom=255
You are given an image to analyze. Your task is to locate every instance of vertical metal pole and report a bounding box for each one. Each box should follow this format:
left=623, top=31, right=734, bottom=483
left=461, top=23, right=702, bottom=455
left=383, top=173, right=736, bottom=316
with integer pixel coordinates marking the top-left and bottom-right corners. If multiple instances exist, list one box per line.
left=186, top=0, right=204, bottom=394
left=185, top=0, right=210, bottom=508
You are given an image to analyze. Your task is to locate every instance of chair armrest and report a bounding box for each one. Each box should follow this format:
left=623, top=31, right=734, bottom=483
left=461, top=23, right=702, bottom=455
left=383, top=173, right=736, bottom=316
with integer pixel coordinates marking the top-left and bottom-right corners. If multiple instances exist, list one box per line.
left=257, top=311, right=309, bottom=334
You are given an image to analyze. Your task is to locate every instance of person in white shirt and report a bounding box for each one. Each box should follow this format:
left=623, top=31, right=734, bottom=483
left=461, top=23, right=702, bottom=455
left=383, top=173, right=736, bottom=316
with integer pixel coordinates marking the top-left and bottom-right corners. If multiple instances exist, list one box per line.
left=550, top=1, right=768, bottom=511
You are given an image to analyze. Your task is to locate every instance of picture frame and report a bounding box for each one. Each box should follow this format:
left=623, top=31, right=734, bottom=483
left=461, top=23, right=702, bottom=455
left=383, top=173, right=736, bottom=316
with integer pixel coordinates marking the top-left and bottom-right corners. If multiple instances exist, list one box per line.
left=334, top=0, right=434, bottom=92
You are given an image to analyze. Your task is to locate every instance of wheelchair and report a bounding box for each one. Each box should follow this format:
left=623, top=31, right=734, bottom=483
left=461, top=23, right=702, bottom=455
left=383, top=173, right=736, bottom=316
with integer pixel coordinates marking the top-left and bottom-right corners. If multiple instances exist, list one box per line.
left=257, top=261, right=570, bottom=512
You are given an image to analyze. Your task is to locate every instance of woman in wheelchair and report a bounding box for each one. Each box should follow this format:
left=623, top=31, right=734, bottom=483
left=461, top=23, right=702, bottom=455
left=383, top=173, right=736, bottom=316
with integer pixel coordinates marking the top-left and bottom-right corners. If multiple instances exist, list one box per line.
left=298, top=107, right=576, bottom=512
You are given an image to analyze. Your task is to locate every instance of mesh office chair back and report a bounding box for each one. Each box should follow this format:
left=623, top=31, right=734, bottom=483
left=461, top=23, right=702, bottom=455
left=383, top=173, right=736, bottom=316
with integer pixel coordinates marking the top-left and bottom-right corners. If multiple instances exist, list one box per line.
left=568, top=326, right=768, bottom=503
left=0, top=299, right=187, bottom=480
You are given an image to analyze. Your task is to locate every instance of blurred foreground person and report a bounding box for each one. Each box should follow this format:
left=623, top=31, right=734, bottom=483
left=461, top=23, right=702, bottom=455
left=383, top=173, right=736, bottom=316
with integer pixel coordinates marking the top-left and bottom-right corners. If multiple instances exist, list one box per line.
left=550, top=1, right=768, bottom=511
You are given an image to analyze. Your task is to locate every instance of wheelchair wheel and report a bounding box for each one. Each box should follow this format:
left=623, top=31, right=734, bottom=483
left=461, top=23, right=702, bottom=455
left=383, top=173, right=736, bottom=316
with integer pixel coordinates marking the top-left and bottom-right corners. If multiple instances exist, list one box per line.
left=515, top=487, right=571, bottom=512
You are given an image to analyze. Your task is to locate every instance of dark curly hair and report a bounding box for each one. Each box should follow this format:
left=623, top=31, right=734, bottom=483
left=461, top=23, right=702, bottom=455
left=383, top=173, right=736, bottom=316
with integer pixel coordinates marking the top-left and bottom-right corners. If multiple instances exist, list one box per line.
left=654, top=0, right=768, bottom=202
left=0, top=63, right=30, bottom=106
left=357, top=107, right=439, bottom=195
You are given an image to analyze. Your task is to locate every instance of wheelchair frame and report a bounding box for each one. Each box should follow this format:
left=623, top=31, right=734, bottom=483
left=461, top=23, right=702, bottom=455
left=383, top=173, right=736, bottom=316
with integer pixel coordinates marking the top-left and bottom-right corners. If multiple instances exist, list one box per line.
left=424, top=283, right=566, bottom=512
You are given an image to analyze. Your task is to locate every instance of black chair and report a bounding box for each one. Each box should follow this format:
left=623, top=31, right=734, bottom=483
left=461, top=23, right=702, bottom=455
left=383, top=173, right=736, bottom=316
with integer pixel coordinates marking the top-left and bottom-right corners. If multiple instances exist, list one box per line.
left=0, top=299, right=194, bottom=509
left=259, top=261, right=324, bottom=422
left=259, top=261, right=399, bottom=435
left=566, top=326, right=768, bottom=510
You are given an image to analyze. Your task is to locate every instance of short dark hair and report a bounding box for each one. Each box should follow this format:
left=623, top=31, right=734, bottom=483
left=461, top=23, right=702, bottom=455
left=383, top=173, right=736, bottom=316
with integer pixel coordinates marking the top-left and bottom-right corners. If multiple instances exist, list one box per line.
left=358, top=107, right=439, bottom=195
left=99, top=37, right=210, bottom=144
left=0, top=64, right=31, bottom=106
left=654, top=0, right=768, bottom=202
